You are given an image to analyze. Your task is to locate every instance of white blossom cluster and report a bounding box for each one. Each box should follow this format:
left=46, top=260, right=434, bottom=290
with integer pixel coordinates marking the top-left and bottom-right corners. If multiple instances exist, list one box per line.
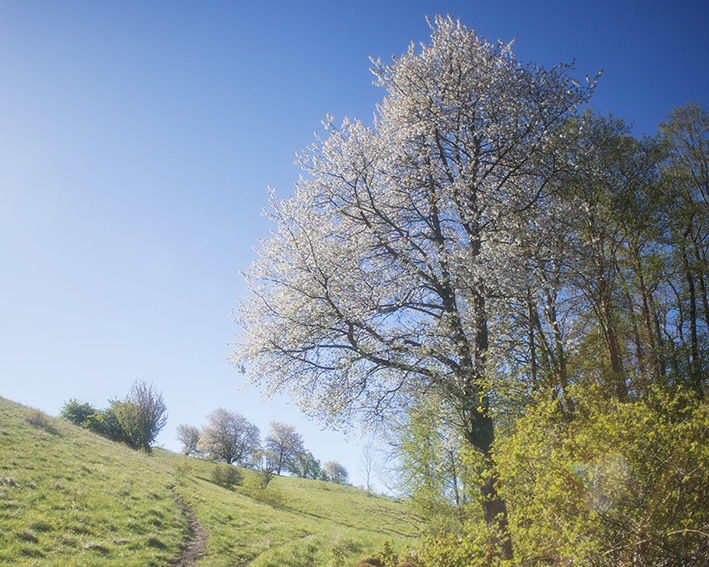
left=233, top=16, right=596, bottom=434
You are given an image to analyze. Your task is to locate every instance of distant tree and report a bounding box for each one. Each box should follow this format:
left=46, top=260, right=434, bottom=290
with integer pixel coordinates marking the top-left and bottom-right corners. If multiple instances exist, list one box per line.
left=176, top=423, right=202, bottom=455
left=114, top=381, right=168, bottom=451
left=60, top=399, right=98, bottom=426
left=358, top=442, right=378, bottom=493
left=197, top=408, right=261, bottom=465
left=323, top=461, right=349, bottom=485
left=265, top=422, right=305, bottom=475
left=395, top=394, right=473, bottom=522
left=252, top=450, right=278, bottom=489
left=288, top=450, right=325, bottom=480
left=58, top=383, right=166, bottom=451
left=659, top=102, right=709, bottom=393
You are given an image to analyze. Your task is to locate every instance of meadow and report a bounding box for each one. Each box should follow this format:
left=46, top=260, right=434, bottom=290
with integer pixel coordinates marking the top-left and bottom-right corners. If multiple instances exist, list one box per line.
left=0, top=396, right=416, bottom=566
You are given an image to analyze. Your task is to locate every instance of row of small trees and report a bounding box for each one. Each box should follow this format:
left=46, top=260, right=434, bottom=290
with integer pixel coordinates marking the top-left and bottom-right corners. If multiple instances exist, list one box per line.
left=61, top=380, right=168, bottom=452
left=176, top=409, right=348, bottom=484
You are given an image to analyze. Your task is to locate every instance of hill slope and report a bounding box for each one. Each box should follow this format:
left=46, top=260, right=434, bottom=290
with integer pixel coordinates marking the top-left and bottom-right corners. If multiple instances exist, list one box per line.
left=0, top=396, right=415, bottom=566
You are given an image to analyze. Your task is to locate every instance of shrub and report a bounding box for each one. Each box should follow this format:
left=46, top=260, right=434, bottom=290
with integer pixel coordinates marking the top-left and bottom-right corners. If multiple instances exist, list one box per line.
left=353, top=540, right=412, bottom=567
left=211, top=464, right=243, bottom=490
left=59, top=382, right=167, bottom=451
left=495, top=386, right=709, bottom=566
left=60, top=399, right=97, bottom=426
left=25, top=410, right=57, bottom=434
left=83, top=403, right=129, bottom=444
left=174, top=461, right=193, bottom=478
left=242, top=472, right=285, bottom=508
left=118, top=381, right=168, bottom=451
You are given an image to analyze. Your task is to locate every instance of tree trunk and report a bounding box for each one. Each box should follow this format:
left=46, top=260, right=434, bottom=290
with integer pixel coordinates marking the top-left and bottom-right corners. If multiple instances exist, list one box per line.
left=527, top=288, right=538, bottom=390
left=545, top=289, right=574, bottom=414
left=625, top=288, right=649, bottom=396
left=461, top=407, right=513, bottom=561
left=637, top=264, right=661, bottom=380
left=462, top=293, right=514, bottom=562
left=598, top=276, right=627, bottom=400
left=682, top=241, right=701, bottom=391
left=692, top=240, right=709, bottom=336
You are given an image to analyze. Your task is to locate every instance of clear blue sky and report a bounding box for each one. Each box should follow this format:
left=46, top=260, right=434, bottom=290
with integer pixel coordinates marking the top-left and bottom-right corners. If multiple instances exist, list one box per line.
left=1, top=0, right=707, bottom=491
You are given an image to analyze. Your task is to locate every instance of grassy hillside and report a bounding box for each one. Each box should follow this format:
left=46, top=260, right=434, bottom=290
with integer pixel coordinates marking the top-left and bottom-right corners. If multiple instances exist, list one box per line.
left=0, top=396, right=416, bottom=566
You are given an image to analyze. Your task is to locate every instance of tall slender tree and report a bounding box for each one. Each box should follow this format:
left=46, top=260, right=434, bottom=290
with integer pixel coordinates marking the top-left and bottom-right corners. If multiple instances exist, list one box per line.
left=659, top=102, right=709, bottom=394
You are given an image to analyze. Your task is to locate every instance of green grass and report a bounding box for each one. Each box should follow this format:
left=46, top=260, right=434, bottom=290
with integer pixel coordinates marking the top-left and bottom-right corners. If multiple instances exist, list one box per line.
left=0, top=396, right=416, bottom=566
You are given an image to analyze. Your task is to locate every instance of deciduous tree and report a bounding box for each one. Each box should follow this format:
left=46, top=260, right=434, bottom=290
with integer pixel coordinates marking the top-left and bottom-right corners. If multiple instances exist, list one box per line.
left=234, top=16, right=596, bottom=560
left=288, top=450, right=325, bottom=480
left=176, top=423, right=202, bottom=455
left=395, top=394, right=473, bottom=525
left=197, top=408, right=261, bottom=465
left=265, top=421, right=305, bottom=475
left=117, top=380, right=168, bottom=451
left=659, top=102, right=709, bottom=393
left=323, top=460, right=349, bottom=485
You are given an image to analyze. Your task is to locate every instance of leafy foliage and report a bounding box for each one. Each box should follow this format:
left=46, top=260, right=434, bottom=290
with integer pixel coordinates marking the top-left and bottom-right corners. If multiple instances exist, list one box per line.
left=60, top=381, right=167, bottom=451
left=211, top=463, right=243, bottom=490
left=494, top=386, right=709, bottom=565
left=394, top=394, right=478, bottom=533
left=60, top=399, right=97, bottom=425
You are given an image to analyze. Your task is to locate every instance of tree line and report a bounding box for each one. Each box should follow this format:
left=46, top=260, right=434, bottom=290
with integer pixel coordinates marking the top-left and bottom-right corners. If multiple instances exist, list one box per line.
left=60, top=382, right=350, bottom=486
left=61, top=380, right=167, bottom=452
left=177, top=409, right=348, bottom=485
left=234, top=16, right=709, bottom=566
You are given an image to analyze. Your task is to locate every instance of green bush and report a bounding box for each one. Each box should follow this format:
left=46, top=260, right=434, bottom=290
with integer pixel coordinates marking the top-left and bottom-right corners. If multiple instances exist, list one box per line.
left=211, top=463, right=243, bottom=490
left=82, top=403, right=130, bottom=445
left=495, top=386, right=709, bottom=566
left=59, top=381, right=167, bottom=451
left=412, top=520, right=490, bottom=567
left=60, top=399, right=97, bottom=426
left=403, top=386, right=709, bottom=566
left=242, top=472, right=285, bottom=507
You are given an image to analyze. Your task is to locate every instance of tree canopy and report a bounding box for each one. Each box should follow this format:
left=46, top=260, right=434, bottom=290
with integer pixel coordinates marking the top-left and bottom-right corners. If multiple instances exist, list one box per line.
left=197, top=408, right=261, bottom=466
left=234, top=16, right=597, bottom=558
left=234, top=16, right=708, bottom=565
left=265, top=421, right=305, bottom=475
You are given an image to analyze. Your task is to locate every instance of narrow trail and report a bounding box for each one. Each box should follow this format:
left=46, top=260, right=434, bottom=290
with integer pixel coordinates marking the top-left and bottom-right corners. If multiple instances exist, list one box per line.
left=172, top=492, right=208, bottom=567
